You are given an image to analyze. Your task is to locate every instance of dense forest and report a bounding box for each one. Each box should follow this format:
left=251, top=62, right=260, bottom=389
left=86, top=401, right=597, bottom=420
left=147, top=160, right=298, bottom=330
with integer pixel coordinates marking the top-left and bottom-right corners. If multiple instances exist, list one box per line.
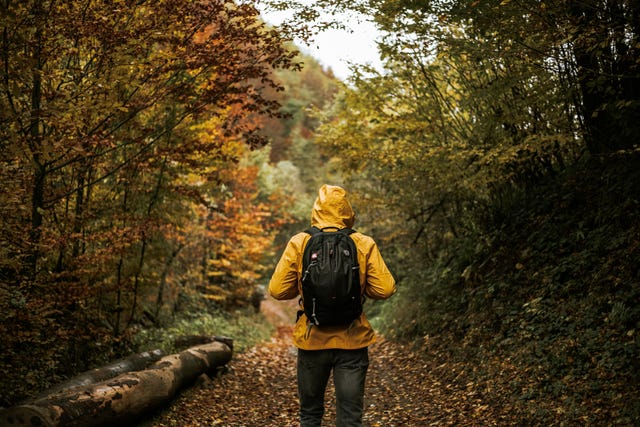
left=1, top=0, right=639, bottom=425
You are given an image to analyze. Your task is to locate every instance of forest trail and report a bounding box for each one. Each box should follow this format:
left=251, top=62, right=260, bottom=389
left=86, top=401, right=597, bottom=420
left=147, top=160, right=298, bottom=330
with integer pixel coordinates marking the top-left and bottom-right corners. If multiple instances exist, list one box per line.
left=141, top=297, right=513, bottom=427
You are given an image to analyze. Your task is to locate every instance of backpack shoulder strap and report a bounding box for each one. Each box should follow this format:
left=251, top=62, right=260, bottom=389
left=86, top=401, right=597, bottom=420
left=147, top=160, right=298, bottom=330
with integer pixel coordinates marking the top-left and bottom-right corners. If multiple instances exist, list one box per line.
left=304, top=226, right=321, bottom=236
left=306, top=226, right=357, bottom=235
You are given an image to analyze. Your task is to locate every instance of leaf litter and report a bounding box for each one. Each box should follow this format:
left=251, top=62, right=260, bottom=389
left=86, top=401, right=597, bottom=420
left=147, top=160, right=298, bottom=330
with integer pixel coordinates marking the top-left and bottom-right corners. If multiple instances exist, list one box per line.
left=141, top=325, right=508, bottom=426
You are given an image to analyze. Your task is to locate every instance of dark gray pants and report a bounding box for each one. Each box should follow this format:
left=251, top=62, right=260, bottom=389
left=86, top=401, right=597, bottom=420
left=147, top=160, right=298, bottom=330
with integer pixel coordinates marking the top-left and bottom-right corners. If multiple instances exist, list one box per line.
left=297, top=347, right=369, bottom=427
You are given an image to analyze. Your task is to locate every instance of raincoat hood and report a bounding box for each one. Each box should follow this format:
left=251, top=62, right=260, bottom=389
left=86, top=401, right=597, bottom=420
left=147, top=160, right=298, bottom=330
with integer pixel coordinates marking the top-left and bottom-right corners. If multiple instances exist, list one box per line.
left=311, top=185, right=356, bottom=229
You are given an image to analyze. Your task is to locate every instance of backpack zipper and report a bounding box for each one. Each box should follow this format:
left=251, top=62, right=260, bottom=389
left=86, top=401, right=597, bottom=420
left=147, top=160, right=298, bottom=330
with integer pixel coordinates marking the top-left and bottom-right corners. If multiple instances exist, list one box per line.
left=311, top=297, right=319, bottom=325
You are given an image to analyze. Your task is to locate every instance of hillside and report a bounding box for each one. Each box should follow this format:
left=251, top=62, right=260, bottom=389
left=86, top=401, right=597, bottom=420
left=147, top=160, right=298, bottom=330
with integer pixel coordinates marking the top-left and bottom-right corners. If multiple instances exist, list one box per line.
left=426, top=155, right=640, bottom=425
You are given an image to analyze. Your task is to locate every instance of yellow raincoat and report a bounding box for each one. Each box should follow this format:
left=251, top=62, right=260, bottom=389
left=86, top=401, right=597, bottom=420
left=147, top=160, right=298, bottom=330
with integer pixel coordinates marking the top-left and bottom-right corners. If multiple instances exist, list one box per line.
left=269, top=185, right=396, bottom=350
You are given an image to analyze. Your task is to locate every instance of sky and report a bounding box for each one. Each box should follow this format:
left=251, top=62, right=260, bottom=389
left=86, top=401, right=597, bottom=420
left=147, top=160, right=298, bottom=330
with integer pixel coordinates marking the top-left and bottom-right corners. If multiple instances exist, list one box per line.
left=258, top=8, right=384, bottom=81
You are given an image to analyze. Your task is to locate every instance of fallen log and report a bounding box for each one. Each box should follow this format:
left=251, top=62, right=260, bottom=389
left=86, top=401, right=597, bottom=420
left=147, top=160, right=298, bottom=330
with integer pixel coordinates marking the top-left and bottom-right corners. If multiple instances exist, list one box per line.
left=174, top=334, right=233, bottom=351
left=34, top=349, right=166, bottom=400
left=0, top=340, right=232, bottom=427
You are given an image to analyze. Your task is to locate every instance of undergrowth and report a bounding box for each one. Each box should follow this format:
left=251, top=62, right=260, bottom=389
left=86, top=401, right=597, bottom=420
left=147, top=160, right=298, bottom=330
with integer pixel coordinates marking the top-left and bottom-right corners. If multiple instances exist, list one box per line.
left=377, top=155, right=640, bottom=425
left=133, top=307, right=274, bottom=356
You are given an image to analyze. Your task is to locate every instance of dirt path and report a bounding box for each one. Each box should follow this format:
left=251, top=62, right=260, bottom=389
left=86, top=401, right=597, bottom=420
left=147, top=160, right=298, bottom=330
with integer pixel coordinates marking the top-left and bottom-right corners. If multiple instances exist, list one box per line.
left=142, top=298, right=508, bottom=426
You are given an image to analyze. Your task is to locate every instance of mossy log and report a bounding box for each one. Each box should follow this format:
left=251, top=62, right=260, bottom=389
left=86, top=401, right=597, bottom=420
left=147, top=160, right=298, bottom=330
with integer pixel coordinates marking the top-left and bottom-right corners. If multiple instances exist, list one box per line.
left=0, top=340, right=232, bottom=427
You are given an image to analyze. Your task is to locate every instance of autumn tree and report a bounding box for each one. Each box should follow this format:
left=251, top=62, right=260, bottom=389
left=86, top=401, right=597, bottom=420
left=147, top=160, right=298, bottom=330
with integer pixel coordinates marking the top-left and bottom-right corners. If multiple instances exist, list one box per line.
left=0, top=0, right=298, bottom=405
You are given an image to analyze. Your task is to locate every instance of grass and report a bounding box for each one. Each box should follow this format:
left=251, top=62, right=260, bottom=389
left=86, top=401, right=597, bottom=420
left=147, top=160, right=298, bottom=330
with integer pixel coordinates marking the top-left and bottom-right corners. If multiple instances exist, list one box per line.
left=133, top=306, right=275, bottom=356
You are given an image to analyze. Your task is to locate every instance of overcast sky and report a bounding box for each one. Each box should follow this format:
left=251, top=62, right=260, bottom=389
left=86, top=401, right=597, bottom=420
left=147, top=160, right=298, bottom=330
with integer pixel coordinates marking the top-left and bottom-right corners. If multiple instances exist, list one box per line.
left=258, top=8, right=384, bottom=81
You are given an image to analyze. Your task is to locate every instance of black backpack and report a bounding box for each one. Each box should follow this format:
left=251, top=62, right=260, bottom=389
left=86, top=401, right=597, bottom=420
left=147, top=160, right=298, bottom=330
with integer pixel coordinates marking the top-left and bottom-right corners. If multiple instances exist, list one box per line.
left=301, top=227, right=362, bottom=327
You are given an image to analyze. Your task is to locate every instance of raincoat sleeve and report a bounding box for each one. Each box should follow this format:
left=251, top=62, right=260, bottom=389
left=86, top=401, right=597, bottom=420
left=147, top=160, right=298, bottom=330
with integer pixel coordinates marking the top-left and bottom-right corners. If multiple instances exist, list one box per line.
left=362, top=240, right=396, bottom=300
left=268, top=234, right=304, bottom=300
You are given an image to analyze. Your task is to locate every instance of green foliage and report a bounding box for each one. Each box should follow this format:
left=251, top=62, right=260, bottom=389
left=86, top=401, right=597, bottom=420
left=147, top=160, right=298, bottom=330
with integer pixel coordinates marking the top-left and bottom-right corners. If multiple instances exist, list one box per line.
left=351, top=155, right=640, bottom=424
left=252, top=146, right=313, bottom=222
left=262, top=52, right=339, bottom=167
left=304, top=1, right=640, bottom=422
left=371, top=253, right=468, bottom=342
left=372, top=0, right=640, bottom=154
left=133, top=308, right=274, bottom=356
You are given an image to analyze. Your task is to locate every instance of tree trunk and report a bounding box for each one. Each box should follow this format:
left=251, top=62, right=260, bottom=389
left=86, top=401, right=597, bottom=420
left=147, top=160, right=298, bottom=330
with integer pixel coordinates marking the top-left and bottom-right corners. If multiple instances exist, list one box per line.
left=33, top=349, right=166, bottom=400
left=0, top=341, right=232, bottom=427
left=26, top=1, right=45, bottom=281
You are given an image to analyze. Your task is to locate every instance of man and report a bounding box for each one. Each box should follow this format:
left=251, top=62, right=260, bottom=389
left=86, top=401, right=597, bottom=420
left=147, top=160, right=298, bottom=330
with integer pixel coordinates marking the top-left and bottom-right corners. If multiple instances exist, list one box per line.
left=269, top=184, right=396, bottom=427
